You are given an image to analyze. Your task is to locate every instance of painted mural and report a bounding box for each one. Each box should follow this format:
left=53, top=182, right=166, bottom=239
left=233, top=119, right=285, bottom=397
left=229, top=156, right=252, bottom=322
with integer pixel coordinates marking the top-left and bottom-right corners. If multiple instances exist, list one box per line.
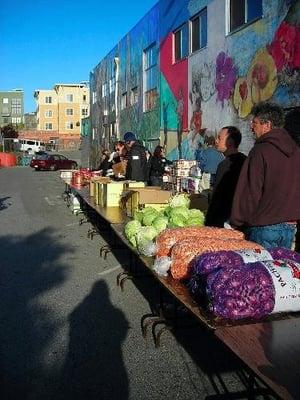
left=90, top=0, right=300, bottom=163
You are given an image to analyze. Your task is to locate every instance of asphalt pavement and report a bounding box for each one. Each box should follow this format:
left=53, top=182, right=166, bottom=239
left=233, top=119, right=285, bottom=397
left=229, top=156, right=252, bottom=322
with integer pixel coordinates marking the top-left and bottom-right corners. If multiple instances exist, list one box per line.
left=0, top=166, right=258, bottom=400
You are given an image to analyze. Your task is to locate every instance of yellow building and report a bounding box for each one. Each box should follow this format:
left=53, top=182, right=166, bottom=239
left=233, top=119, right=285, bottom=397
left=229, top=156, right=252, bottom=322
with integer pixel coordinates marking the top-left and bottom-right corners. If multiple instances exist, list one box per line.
left=34, top=83, right=89, bottom=148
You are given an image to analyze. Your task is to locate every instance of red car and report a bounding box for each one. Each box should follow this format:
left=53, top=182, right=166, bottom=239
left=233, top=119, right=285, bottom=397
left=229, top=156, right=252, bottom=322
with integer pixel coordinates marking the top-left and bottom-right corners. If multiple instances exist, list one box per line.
left=30, top=153, right=77, bottom=171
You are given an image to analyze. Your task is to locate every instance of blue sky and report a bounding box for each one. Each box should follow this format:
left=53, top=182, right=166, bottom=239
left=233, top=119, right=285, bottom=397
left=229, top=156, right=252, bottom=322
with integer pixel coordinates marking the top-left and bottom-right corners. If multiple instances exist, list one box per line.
left=0, top=0, right=157, bottom=112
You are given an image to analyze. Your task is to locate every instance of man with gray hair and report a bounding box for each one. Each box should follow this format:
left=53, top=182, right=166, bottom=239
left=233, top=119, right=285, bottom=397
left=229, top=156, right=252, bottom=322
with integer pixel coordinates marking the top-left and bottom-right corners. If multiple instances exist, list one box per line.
left=231, top=102, right=300, bottom=249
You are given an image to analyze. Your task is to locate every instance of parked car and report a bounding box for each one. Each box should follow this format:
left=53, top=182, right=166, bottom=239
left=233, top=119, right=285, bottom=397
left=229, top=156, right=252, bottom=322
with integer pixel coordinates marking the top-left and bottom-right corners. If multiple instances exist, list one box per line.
left=30, top=154, right=77, bottom=171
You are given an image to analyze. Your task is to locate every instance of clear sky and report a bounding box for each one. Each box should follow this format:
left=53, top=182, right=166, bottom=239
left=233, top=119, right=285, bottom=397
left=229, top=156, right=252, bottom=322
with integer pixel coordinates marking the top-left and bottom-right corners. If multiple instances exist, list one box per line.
left=0, top=0, right=158, bottom=112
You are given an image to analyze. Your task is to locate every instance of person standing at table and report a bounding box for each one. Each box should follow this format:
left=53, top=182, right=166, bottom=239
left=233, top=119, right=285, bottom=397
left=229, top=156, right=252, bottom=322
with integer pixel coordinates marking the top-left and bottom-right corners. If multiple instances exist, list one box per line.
left=205, top=126, right=246, bottom=227
left=149, top=145, right=170, bottom=187
left=196, top=135, right=224, bottom=189
left=123, top=131, right=148, bottom=182
left=231, top=102, right=300, bottom=249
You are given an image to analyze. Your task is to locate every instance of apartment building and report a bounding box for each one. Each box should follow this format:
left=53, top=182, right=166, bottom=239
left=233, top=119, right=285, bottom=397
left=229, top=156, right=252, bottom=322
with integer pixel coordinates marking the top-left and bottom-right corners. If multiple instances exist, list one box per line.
left=34, top=83, right=90, bottom=149
left=0, top=89, right=24, bottom=128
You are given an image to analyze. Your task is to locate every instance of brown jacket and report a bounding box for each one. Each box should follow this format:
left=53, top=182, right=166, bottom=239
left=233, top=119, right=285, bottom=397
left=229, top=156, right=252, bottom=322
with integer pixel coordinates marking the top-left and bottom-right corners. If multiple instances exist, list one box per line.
left=230, top=128, right=300, bottom=227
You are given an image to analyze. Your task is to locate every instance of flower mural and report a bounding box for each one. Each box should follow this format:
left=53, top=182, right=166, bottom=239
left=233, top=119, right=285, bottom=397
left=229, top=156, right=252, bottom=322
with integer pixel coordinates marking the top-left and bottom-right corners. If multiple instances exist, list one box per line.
left=215, top=52, right=237, bottom=106
left=248, top=48, right=278, bottom=104
left=233, top=78, right=253, bottom=118
left=268, top=21, right=300, bottom=72
left=233, top=48, right=278, bottom=118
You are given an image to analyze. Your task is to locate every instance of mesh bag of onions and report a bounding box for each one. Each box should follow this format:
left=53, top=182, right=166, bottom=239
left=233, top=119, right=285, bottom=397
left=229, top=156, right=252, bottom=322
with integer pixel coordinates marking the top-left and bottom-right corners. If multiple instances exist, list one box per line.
left=189, top=247, right=300, bottom=298
left=206, top=258, right=300, bottom=320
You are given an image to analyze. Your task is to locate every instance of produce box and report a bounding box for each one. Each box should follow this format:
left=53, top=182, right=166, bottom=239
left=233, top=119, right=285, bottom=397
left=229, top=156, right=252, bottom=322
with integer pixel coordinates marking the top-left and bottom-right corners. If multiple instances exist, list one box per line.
left=121, top=187, right=171, bottom=217
left=89, top=176, right=111, bottom=197
left=102, top=182, right=125, bottom=207
left=112, top=160, right=127, bottom=177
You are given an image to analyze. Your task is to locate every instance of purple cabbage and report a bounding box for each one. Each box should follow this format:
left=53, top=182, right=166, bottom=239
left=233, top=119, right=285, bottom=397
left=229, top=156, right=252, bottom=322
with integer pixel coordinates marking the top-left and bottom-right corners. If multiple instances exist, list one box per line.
left=207, top=262, right=275, bottom=320
left=269, top=247, right=300, bottom=263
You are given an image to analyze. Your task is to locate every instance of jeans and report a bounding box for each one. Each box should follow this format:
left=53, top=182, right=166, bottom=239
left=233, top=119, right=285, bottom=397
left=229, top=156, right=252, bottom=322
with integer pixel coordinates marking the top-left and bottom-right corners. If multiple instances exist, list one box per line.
left=246, top=223, right=297, bottom=249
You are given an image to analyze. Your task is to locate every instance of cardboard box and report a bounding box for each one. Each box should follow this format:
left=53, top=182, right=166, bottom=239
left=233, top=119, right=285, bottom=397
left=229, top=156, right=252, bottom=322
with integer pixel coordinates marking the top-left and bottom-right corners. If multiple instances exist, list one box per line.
left=102, top=182, right=125, bottom=207
left=121, top=187, right=172, bottom=216
left=89, top=177, right=111, bottom=197
left=112, top=161, right=127, bottom=177
left=125, top=181, right=146, bottom=189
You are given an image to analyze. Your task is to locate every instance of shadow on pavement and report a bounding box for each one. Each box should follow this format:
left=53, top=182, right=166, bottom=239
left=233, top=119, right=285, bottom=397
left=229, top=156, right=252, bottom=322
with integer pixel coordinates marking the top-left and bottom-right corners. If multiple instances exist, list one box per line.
left=0, top=228, right=71, bottom=400
left=57, top=280, right=129, bottom=400
left=0, top=196, right=11, bottom=211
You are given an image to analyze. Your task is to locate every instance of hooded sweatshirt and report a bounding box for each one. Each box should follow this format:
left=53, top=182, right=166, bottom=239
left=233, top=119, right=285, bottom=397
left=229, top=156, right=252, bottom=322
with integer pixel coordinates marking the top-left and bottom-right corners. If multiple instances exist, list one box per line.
left=230, top=128, right=300, bottom=227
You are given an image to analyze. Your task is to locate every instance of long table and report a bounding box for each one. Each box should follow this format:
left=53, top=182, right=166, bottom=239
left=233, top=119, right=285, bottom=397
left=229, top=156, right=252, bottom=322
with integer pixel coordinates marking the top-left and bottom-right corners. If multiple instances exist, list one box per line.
left=64, top=179, right=300, bottom=399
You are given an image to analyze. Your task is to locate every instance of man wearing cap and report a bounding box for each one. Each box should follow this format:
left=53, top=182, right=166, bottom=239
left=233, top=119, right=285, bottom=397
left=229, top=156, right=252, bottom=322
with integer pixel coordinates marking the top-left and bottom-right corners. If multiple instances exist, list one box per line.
left=123, top=131, right=148, bottom=182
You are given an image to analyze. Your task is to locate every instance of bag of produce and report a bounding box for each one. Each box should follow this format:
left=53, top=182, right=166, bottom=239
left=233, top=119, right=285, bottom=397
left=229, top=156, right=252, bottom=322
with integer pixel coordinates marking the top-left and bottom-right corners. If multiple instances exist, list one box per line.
left=156, top=226, right=244, bottom=258
left=189, top=247, right=300, bottom=298
left=207, top=259, right=300, bottom=320
left=170, top=238, right=262, bottom=280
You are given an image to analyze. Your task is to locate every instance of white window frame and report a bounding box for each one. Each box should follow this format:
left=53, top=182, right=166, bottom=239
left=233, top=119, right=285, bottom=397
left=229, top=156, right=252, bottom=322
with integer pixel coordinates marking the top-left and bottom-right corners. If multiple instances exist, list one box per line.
left=3, top=98, right=8, bottom=104
left=121, top=92, right=127, bottom=110
left=45, top=110, right=53, bottom=118
left=102, top=82, right=108, bottom=98
left=225, top=0, right=262, bottom=34
left=82, top=108, right=88, bottom=116
left=66, top=94, right=74, bottom=102
left=66, top=108, right=73, bottom=116
left=130, top=87, right=138, bottom=105
left=45, top=96, right=52, bottom=104
left=66, top=121, right=74, bottom=130
left=45, top=123, right=53, bottom=130
left=92, top=91, right=97, bottom=104
left=190, top=8, right=207, bottom=54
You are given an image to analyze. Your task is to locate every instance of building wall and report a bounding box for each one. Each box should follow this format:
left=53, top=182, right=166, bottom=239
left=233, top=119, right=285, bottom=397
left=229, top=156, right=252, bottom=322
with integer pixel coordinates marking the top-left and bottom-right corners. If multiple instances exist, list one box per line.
left=0, top=90, right=24, bottom=128
left=34, top=84, right=90, bottom=150
left=36, top=89, right=58, bottom=131
left=90, top=0, right=300, bottom=159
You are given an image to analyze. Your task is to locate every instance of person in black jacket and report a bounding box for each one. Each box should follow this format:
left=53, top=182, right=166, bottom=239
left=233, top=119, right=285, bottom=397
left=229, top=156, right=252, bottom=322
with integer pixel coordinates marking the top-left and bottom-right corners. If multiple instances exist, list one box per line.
left=123, top=131, right=148, bottom=182
left=98, top=149, right=112, bottom=176
left=149, top=145, right=169, bottom=187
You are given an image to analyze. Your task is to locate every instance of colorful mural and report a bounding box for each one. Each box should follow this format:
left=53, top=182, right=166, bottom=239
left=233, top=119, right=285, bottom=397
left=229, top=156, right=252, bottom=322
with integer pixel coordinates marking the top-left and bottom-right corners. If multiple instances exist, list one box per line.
left=90, top=0, right=300, bottom=162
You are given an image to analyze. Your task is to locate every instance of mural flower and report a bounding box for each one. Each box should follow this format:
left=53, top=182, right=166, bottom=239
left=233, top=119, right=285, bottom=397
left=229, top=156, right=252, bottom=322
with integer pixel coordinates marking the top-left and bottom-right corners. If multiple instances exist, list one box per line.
left=215, top=52, right=237, bottom=106
left=247, top=48, right=278, bottom=104
left=233, top=78, right=253, bottom=118
left=268, top=21, right=300, bottom=71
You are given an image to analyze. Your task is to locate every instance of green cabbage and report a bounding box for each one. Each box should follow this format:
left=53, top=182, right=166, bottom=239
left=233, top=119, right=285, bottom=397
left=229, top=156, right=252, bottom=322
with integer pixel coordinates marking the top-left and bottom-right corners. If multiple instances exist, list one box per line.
left=124, top=220, right=141, bottom=239
left=133, top=210, right=144, bottom=223
left=142, top=209, right=159, bottom=226
left=186, top=217, right=204, bottom=227
left=188, top=209, right=205, bottom=223
left=168, top=214, right=187, bottom=227
left=168, top=193, right=190, bottom=208
left=170, top=206, right=189, bottom=220
left=152, top=216, right=168, bottom=233
left=136, top=226, right=157, bottom=244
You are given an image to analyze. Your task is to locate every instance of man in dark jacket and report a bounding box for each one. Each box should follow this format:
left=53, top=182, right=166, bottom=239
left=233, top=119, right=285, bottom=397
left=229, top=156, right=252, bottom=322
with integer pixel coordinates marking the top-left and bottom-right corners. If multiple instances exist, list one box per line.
left=231, top=102, right=300, bottom=249
left=123, top=131, right=148, bottom=182
left=205, top=126, right=246, bottom=227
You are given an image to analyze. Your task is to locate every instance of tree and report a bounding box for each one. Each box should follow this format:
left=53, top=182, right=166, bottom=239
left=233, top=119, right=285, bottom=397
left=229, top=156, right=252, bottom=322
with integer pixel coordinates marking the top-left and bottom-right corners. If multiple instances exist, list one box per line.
left=0, top=124, right=19, bottom=139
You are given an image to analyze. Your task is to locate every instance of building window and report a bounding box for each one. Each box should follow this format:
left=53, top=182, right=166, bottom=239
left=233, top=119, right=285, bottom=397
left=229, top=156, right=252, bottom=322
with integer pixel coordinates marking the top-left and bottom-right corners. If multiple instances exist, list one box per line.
left=12, top=117, right=22, bottom=124
left=66, top=94, right=74, bottom=102
left=45, top=123, right=53, bottom=130
left=190, top=8, right=207, bottom=53
left=66, top=108, right=73, bottom=116
left=102, top=82, right=108, bottom=98
left=92, top=91, right=97, bottom=104
left=11, top=98, right=22, bottom=115
left=83, top=94, right=87, bottom=102
left=121, top=92, right=127, bottom=110
left=109, top=76, right=116, bottom=94
left=45, top=110, right=53, bottom=118
left=2, top=98, right=8, bottom=104
left=82, top=108, right=88, bottom=116
left=143, top=43, right=158, bottom=111
left=3, top=117, right=9, bottom=123
left=45, top=96, right=52, bottom=104
left=174, top=23, right=188, bottom=62
left=130, top=87, right=138, bottom=105
left=66, top=122, right=74, bottom=130
left=2, top=106, right=9, bottom=115
left=92, top=127, right=97, bottom=140
left=228, top=0, right=262, bottom=33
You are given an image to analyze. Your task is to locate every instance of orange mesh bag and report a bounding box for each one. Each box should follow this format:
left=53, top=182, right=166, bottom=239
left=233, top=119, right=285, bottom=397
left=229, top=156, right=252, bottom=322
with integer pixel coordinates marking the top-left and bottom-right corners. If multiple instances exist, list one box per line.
left=156, top=227, right=244, bottom=257
left=170, top=238, right=262, bottom=280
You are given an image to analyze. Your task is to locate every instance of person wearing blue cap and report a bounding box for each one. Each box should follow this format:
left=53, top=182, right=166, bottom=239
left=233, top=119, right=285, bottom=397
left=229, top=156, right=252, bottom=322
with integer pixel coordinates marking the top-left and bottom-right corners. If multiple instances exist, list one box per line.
left=123, top=131, right=148, bottom=182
